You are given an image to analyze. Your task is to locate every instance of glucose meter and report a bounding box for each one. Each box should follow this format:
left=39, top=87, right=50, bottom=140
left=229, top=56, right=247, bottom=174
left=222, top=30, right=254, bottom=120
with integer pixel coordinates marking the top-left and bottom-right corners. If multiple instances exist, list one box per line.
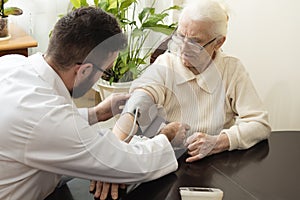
left=179, top=187, right=223, bottom=200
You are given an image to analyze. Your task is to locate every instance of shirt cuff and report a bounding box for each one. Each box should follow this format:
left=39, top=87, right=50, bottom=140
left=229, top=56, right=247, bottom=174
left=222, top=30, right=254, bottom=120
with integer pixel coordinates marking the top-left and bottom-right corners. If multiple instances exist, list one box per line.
left=78, top=108, right=89, bottom=121
left=129, top=135, right=150, bottom=144
left=221, top=128, right=239, bottom=151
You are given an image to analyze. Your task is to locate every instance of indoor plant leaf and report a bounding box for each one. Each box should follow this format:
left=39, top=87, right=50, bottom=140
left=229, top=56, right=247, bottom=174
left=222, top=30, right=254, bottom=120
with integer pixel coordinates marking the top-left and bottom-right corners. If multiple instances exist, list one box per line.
left=70, top=0, right=89, bottom=9
left=4, top=7, right=22, bottom=16
left=143, top=24, right=175, bottom=35
left=161, top=5, right=182, bottom=13
left=138, top=7, right=155, bottom=23
left=69, top=0, right=180, bottom=83
left=119, top=0, right=136, bottom=10
left=1, top=0, right=23, bottom=18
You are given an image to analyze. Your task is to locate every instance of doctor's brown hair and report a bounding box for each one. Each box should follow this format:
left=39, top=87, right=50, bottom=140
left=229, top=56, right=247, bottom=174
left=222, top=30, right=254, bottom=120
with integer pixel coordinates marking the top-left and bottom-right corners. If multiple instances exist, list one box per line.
left=46, top=6, right=127, bottom=70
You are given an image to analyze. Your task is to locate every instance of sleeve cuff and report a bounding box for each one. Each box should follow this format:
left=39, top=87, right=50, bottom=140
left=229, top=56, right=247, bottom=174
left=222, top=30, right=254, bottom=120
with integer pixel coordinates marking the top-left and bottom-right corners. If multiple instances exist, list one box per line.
left=78, top=108, right=89, bottom=121
left=221, top=129, right=239, bottom=151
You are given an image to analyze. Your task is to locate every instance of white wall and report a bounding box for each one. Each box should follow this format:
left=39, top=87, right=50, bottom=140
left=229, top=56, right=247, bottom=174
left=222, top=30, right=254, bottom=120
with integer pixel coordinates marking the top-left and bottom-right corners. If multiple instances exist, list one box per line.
left=222, top=0, right=300, bottom=130
left=6, top=0, right=69, bottom=54
left=6, top=0, right=300, bottom=131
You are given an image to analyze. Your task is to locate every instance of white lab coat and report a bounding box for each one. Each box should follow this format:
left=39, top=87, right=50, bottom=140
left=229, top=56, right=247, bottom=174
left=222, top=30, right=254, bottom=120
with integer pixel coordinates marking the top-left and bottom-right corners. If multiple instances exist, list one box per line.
left=0, top=53, right=177, bottom=200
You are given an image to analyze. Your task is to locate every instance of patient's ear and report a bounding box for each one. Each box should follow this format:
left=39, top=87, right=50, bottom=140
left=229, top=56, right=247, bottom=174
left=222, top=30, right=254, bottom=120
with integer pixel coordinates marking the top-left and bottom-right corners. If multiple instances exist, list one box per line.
left=214, top=36, right=226, bottom=50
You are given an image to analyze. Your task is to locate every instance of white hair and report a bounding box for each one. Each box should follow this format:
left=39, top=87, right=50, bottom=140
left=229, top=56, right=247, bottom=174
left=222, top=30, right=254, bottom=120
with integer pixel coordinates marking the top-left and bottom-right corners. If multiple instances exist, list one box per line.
left=179, top=0, right=229, bottom=37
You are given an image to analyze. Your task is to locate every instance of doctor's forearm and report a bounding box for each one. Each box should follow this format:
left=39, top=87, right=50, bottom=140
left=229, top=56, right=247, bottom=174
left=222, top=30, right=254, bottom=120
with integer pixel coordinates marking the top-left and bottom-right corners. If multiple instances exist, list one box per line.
left=87, top=105, right=113, bottom=125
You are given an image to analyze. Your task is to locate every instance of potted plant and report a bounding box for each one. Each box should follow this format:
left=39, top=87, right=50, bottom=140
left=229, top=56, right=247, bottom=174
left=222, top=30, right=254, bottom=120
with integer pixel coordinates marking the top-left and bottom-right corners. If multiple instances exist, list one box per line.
left=69, top=0, right=179, bottom=99
left=0, top=0, right=23, bottom=38
left=70, top=0, right=180, bottom=83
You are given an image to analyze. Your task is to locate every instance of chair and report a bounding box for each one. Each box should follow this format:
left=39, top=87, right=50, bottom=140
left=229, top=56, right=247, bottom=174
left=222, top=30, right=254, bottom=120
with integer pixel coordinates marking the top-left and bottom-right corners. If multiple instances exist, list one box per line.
left=150, top=35, right=172, bottom=64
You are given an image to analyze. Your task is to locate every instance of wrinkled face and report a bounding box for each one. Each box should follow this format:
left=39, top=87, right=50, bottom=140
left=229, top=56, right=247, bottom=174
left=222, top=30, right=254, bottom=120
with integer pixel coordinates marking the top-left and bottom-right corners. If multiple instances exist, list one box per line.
left=176, top=17, right=217, bottom=74
left=72, top=51, right=118, bottom=98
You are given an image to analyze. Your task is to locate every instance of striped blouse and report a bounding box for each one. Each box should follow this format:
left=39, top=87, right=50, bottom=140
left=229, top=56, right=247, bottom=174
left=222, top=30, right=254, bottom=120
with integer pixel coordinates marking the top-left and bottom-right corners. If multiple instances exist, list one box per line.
left=130, top=51, right=271, bottom=151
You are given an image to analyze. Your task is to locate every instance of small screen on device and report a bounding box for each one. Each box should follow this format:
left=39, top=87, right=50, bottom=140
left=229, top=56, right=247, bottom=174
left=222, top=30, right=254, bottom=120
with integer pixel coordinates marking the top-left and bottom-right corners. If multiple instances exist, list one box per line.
left=190, top=188, right=213, bottom=192
left=180, top=187, right=214, bottom=192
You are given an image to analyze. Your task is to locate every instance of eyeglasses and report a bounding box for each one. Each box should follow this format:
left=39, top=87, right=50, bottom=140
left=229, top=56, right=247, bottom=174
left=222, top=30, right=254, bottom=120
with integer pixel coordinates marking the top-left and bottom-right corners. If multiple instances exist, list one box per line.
left=168, top=32, right=217, bottom=54
left=76, top=62, right=113, bottom=77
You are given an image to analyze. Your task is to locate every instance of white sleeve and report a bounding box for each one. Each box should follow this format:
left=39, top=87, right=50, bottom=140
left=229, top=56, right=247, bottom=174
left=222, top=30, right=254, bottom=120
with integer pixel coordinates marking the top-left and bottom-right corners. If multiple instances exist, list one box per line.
left=77, top=108, right=88, bottom=121
left=24, top=105, right=178, bottom=184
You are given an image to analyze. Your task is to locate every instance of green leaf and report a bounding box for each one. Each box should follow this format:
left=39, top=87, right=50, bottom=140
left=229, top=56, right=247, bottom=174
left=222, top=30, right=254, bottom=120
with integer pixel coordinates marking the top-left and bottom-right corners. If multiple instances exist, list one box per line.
left=94, top=0, right=100, bottom=7
left=127, top=60, right=136, bottom=69
left=70, top=0, right=89, bottom=8
left=131, top=28, right=145, bottom=37
left=98, top=0, right=108, bottom=10
left=119, top=51, right=128, bottom=65
left=120, top=0, right=136, bottom=10
left=80, top=0, right=89, bottom=6
left=143, top=24, right=176, bottom=35
left=119, top=65, right=129, bottom=74
left=143, top=13, right=169, bottom=26
left=70, top=0, right=80, bottom=8
left=135, top=58, right=146, bottom=65
left=138, top=7, right=155, bottom=22
left=109, top=76, right=115, bottom=84
left=107, top=0, right=118, bottom=10
left=0, top=0, right=9, bottom=8
left=73, top=0, right=181, bottom=82
left=4, top=7, right=22, bottom=16
left=161, top=5, right=182, bottom=13
left=129, top=65, right=138, bottom=77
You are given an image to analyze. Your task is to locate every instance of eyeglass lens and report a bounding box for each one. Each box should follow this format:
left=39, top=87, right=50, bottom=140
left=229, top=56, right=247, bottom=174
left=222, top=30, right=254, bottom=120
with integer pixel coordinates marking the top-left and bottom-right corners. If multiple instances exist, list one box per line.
left=169, top=34, right=216, bottom=53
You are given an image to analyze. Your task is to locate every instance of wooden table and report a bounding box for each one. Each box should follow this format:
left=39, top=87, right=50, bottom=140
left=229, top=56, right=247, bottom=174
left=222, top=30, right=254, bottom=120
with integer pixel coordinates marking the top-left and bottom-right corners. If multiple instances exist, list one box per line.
left=0, top=23, right=38, bottom=57
left=123, top=131, right=300, bottom=200
left=45, top=131, right=300, bottom=200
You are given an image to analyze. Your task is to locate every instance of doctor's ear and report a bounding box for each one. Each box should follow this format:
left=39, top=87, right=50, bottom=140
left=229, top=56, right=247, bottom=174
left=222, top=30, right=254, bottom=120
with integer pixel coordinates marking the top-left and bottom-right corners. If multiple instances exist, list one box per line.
left=76, top=63, right=94, bottom=78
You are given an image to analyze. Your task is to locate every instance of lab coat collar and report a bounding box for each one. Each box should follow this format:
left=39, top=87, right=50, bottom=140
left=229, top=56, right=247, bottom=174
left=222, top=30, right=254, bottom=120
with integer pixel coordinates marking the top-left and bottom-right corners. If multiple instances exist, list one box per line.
left=28, top=53, right=73, bottom=102
left=175, top=51, right=222, bottom=94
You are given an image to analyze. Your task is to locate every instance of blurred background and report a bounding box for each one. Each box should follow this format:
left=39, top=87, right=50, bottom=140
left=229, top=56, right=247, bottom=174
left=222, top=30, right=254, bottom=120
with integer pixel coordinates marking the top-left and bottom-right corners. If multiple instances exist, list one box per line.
left=5, top=0, right=300, bottom=131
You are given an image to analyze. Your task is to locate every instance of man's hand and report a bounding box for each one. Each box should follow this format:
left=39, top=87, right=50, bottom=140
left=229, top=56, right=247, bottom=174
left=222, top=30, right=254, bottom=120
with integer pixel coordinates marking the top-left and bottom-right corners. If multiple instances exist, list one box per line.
left=89, top=180, right=126, bottom=200
left=88, top=93, right=130, bottom=124
left=159, top=122, right=190, bottom=147
left=184, top=132, right=230, bottom=162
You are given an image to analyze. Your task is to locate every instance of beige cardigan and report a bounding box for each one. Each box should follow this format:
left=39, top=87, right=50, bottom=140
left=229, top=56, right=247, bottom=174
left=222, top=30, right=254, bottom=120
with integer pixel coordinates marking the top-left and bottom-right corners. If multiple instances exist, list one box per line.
left=130, top=51, right=271, bottom=151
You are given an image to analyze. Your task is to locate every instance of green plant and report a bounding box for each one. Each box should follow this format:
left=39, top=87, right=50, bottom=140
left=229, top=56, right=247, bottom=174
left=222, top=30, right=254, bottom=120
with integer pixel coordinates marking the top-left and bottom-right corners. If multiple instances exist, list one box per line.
left=0, top=0, right=23, bottom=18
left=69, top=0, right=180, bottom=83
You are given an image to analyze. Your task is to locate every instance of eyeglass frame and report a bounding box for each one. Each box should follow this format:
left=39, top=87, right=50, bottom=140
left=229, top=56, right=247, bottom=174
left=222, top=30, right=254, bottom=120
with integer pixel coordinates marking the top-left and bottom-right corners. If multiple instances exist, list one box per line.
left=76, top=62, right=113, bottom=77
left=170, top=28, right=218, bottom=52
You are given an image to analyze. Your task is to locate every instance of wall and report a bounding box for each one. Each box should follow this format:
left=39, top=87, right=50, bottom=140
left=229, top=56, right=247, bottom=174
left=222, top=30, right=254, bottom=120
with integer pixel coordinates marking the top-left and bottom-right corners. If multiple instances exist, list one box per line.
left=6, top=0, right=69, bottom=54
left=6, top=0, right=300, bottom=131
left=221, top=0, right=300, bottom=130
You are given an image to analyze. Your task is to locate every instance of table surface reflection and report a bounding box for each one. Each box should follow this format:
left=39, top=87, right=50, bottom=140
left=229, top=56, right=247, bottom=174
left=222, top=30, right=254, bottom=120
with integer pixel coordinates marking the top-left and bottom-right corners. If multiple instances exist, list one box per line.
left=45, top=131, right=300, bottom=200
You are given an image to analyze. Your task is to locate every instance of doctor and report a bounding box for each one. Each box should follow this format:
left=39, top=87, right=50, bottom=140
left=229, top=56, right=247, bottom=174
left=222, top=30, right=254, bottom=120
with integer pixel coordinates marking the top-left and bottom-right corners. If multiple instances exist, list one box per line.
left=0, top=7, right=188, bottom=200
